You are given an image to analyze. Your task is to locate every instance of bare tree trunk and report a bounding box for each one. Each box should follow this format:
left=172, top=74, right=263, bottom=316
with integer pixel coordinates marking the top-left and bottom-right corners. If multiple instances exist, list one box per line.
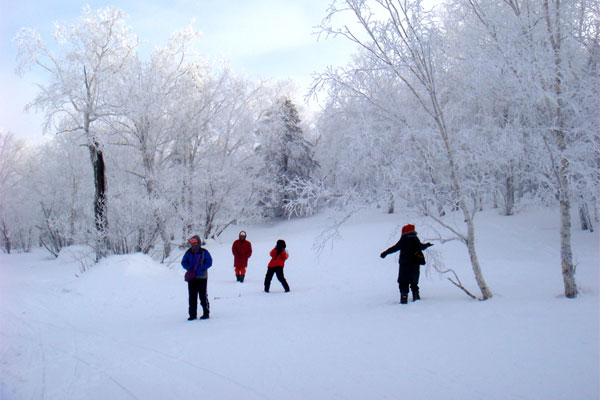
left=0, top=219, right=10, bottom=254
left=579, top=202, right=594, bottom=232
left=180, top=179, right=188, bottom=244
left=141, top=146, right=172, bottom=260
left=427, top=76, right=492, bottom=299
left=440, top=118, right=492, bottom=300
left=560, top=192, right=577, bottom=297
left=182, top=153, right=195, bottom=241
left=83, top=65, right=108, bottom=260
left=493, top=189, right=498, bottom=209
left=555, top=124, right=577, bottom=299
left=544, top=0, right=577, bottom=298
left=465, top=216, right=492, bottom=298
left=504, top=175, right=515, bottom=216
left=204, top=202, right=216, bottom=240
left=156, top=213, right=171, bottom=260
left=147, top=183, right=171, bottom=259
left=89, top=143, right=108, bottom=260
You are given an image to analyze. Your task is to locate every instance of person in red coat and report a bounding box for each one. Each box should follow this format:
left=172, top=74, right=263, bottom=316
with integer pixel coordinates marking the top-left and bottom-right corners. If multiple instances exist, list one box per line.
left=264, top=239, right=290, bottom=293
left=232, top=230, right=252, bottom=282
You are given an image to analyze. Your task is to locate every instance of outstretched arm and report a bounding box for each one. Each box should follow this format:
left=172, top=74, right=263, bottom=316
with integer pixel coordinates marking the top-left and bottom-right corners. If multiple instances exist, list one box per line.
left=380, top=240, right=402, bottom=258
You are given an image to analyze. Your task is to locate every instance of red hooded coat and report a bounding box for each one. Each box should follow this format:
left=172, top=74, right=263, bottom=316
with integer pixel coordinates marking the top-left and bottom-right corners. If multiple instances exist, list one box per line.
left=267, top=248, right=289, bottom=268
left=232, top=239, right=252, bottom=267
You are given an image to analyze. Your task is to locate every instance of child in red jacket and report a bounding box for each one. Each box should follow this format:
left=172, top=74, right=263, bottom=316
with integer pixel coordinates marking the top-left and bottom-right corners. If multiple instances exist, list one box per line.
left=264, top=239, right=290, bottom=293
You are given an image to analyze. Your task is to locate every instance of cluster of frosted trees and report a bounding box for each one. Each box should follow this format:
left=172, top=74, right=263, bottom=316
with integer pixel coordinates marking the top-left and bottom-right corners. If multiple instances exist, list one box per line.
left=306, top=0, right=599, bottom=298
left=1, top=2, right=597, bottom=299
left=1, top=7, right=316, bottom=261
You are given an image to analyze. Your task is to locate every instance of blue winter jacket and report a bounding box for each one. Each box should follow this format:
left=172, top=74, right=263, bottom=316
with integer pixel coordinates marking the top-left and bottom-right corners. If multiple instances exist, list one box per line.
left=181, top=248, right=213, bottom=278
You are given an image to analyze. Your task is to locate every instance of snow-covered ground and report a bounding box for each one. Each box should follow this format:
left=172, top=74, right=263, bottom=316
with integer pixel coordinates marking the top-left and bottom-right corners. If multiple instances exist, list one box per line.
left=1, top=208, right=598, bottom=400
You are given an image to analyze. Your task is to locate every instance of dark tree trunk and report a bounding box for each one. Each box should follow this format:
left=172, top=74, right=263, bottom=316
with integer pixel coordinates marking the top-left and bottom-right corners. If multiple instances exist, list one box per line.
left=579, top=202, right=594, bottom=232
left=504, top=175, right=515, bottom=216
left=90, top=144, right=108, bottom=258
left=387, top=192, right=395, bottom=214
left=1, top=220, right=10, bottom=254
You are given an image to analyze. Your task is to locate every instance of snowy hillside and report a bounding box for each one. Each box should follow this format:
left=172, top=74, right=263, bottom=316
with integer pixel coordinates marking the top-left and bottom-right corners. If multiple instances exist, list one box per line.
left=1, top=207, right=598, bottom=400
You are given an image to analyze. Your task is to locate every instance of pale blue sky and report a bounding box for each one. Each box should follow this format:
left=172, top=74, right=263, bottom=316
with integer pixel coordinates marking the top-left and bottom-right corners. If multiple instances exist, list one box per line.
left=0, top=0, right=357, bottom=142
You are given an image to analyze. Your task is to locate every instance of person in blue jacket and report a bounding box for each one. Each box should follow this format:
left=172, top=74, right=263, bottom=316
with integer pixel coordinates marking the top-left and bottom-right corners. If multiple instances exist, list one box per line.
left=181, top=235, right=213, bottom=320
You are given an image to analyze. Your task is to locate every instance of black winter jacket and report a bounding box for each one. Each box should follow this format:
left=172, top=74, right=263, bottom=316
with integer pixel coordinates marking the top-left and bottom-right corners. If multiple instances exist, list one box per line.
left=381, top=233, right=431, bottom=282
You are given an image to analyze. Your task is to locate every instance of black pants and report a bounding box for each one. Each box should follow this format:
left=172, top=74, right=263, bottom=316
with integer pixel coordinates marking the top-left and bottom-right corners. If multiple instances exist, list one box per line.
left=264, top=267, right=289, bottom=292
left=188, top=278, right=209, bottom=318
left=398, top=268, right=420, bottom=296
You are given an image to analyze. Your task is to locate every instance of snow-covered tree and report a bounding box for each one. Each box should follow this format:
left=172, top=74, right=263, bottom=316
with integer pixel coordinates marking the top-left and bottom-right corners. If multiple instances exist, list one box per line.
left=30, top=135, right=93, bottom=256
left=316, top=0, right=493, bottom=299
left=255, top=97, right=318, bottom=218
left=311, top=0, right=597, bottom=299
left=192, top=75, right=265, bottom=239
left=8, top=6, right=277, bottom=260
left=15, top=6, right=138, bottom=259
left=109, top=26, right=200, bottom=259
left=0, top=131, right=29, bottom=253
left=450, top=0, right=600, bottom=297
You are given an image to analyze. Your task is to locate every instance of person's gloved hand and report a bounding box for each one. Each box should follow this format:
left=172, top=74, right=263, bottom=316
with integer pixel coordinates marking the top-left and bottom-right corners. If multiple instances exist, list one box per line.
left=380, top=252, right=387, bottom=259
left=424, top=242, right=433, bottom=249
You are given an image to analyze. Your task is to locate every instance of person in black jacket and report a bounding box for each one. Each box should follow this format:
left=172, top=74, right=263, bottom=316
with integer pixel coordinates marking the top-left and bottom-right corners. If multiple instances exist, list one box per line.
left=380, top=224, right=433, bottom=304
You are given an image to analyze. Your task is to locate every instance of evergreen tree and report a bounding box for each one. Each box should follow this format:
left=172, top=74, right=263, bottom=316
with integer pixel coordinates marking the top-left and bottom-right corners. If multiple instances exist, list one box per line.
left=256, top=97, right=317, bottom=218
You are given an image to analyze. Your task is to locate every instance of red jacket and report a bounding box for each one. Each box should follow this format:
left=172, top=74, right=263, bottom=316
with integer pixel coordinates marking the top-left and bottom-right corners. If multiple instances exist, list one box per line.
left=267, top=248, right=289, bottom=268
left=232, top=239, right=252, bottom=267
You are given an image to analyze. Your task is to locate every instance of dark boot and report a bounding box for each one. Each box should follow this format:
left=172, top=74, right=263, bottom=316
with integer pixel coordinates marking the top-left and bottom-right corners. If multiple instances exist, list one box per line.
left=240, top=274, right=245, bottom=283
left=200, top=307, right=209, bottom=319
left=235, top=274, right=241, bottom=282
left=187, top=316, right=196, bottom=321
left=410, top=281, right=420, bottom=301
left=400, top=294, right=408, bottom=304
